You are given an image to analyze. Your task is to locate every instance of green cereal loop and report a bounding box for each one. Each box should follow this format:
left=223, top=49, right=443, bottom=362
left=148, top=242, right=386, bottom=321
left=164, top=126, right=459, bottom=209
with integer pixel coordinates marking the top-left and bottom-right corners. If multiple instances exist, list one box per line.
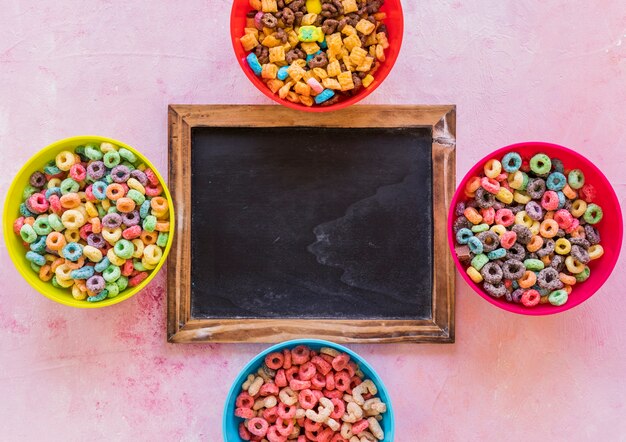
left=121, top=161, right=136, bottom=171
left=104, top=174, right=113, bottom=184
left=583, top=203, right=603, bottom=225
left=103, top=265, right=122, bottom=282
left=518, top=172, right=529, bottom=190
left=548, top=289, right=568, bottom=306
left=48, top=213, right=64, bottom=231
left=133, top=260, right=148, bottom=272
left=87, top=289, right=108, bottom=302
left=116, top=275, right=129, bottom=291
left=84, top=144, right=103, bottom=160
left=575, top=266, right=591, bottom=282
left=471, top=253, right=489, bottom=271
left=75, top=145, right=86, bottom=157
left=567, top=169, right=585, bottom=189
left=97, top=205, right=107, bottom=218
left=523, top=258, right=544, bottom=271
left=20, top=224, right=37, bottom=243
left=119, top=148, right=137, bottom=163
left=33, top=216, right=52, bottom=235
left=51, top=276, right=61, bottom=288
left=113, top=239, right=134, bottom=259
left=471, top=223, right=489, bottom=233
left=529, top=154, right=551, bottom=175
left=143, top=215, right=157, bottom=232
left=60, top=178, right=80, bottom=195
left=107, top=206, right=119, bottom=214
left=156, top=232, right=169, bottom=248
left=44, top=161, right=62, bottom=175
left=30, top=262, right=42, bottom=273
left=23, top=185, right=39, bottom=200
left=487, top=248, right=506, bottom=260
left=103, top=150, right=121, bottom=168
left=127, top=189, right=145, bottom=205
left=106, top=283, right=120, bottom=298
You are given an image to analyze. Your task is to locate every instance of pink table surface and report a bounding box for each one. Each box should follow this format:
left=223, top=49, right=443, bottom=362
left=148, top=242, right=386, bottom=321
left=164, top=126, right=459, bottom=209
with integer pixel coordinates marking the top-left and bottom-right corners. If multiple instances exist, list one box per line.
left=1, top=1, right=625, bottom=440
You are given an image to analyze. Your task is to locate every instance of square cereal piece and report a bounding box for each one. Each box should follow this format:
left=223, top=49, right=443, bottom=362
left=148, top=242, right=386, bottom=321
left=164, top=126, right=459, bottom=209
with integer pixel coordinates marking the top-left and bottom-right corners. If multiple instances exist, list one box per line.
left=286, top=91, right=300, bottom=103
left=343, top=34, right=361, bottom=52
left=300, top=42, right=320, bottom=55
left=278, top=80, right=294, bottom=99
left=267, top=79, right=284, bottom=93
left=313, top=67, right=328, bottom=79
left=301, top=13, right=318, bottom=26
left=326, top=60, right=341, bottom=77
left=261, top=63, right=279, bottom=79
left=302, top=70, right=314, bottom=81
left=244, top=27, right=259, bottom=38
left=337, top=71, right=355, bottom=91
left=240, top=33, right=259, bottom=51
left=287, top=63, right=306, bottom=81
left=362, top=74, right=374, bottom=88
left=261, top=0, right=278, bottom=12
left=342, top=0, right=358, bottom=13
left=375, top=44, right=386, bottom=61
left=293, top=58, right=307, bottom=68
left=269, top=46, right=286, bottom=63
left=322, top=77, right=342, bottom=90
left=300, top=95, right=314, bottom=107
left=342, top=56, right=354, bottom=72
left=287, top=29, right=299, bottom=47
left=262, top=34, right=283, bottom=47
left=377, top=32, right=389, bottom=49
left=341, top=25, right=357, bottom=36
left=356, top=55, right=374, bottom=72
left=326, top=46, right=339, bottom=62
left=355, top=19, right=376, bottom=35
left=326, top=33, right=343, bottom=51
left=250, top=0, right=262, bottom=9
left=349, top=46, right=368, bottom=66
left=294, top=81, right=311, bottom=96
left=369, top=45, right=376, bottom=57
left=364, top=32, right=378, bottom=47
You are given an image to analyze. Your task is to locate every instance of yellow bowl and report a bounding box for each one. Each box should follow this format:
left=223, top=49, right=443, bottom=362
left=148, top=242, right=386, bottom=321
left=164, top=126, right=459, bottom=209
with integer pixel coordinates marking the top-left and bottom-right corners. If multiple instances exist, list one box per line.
left=3, top=135, right=175, bottom=308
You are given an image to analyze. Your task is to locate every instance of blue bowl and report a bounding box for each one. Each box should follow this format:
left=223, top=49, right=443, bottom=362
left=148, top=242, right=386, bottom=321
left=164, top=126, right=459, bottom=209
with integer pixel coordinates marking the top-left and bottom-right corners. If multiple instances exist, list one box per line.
left=223, top=339, right=395, bottom=441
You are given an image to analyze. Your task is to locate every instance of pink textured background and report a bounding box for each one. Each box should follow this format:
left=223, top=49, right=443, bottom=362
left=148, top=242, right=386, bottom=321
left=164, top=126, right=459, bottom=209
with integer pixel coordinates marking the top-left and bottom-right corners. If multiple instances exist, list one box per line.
left=1, top=0, right=625, bottom=440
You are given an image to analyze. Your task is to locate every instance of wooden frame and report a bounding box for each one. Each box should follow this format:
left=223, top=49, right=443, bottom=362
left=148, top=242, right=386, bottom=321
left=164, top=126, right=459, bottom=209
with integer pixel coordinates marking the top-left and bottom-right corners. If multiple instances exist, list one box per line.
left=167, top=105, right=456, bottom=343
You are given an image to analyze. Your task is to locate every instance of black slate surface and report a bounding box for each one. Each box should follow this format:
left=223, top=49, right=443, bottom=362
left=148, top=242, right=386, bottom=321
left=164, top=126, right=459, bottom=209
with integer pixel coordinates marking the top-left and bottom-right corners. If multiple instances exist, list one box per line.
left=190, top=126, right=433, bottom=320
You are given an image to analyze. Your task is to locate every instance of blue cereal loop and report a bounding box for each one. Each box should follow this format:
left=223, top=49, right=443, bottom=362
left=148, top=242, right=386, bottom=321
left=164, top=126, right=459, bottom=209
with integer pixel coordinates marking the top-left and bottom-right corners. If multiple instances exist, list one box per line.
left=501, top=152, right=522, bottom=173
left=306, top=50, right=322, bottom=62
left=94, top=257, right=110, bottom=273
left=45, top=187, right=62, bottom=199
left=62, top=242, right=83, bottom=262
left=246, top=53, right=263, bottom=76
left=29, top=236, right=48, bottom=253
left=456, top=228, right=473, bottom=244
left=546, top=172, right=566, bottom=191
left=277, top=66, right=289, bottom=81
left=487, top=248, right=507, bottom=260
left=25, top=251, right=46, bottom=266
left=319, top=38, right=328, bottom=49
left=92, top=181, right=107, bottom=200
left=87, top=289, right=108, bottom=302
left=314, top=89, right=335, bottom=104
left=467, top=236, right=484, bottom=254
left=71, top=266, right=95, bottom=280
left=20, top=202, right=35, bottom=217
left=139, top=200, right=151, bottom=219
left=44, top=162, right=62, bottom=175
left=556, top=191, right=566, bottom=209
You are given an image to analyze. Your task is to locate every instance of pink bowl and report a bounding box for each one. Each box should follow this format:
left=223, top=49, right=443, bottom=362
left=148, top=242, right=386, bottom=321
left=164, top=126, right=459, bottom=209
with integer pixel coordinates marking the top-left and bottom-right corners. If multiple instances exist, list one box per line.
left=448, top=141, right=623, bottom=315
left=230, top=0, right=404, bottom=112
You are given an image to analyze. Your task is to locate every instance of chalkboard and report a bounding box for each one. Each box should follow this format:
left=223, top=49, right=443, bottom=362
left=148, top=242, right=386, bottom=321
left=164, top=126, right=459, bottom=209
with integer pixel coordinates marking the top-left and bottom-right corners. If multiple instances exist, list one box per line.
left=167, top=105, right=456, bottom=343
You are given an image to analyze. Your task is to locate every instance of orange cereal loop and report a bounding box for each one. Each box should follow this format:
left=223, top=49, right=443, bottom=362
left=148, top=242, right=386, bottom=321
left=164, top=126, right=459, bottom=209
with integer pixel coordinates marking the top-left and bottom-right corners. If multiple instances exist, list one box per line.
left=50, top=258, right=65, bottom=272
left=60, top=193, right=81, bottom=209
left=140, top=231, right=158, bottom=245
left=562, top=184, right=577, bottom=200
left=539, top=295, right=550, bottom=304
left=24, top=217, right=35, bottom=226
left=559, top=273, right=576, bottom=286
left=116, top=197, right=136, bottom=213
left=526, top=235, right=543, bottom=252
left=39, top=264, right=53, bottom=282
left=564, top=285, right=573, bottom=294
left=539, top=219, right=559, bottom=238
left=464, top=190, right=476, bottom=199
left=65, top=256, right=85, bottom=270
left=155, top=221, right=170, bottom=232
left=106, top=183, right=125, bottom=201
left=518, top=270, right=537, bottom=289
left=75, top=279, right=87, bottom=292
left=543, top=211, right=554, bottom=220
left=151, top=197, right=168, bottom=214
left=570, top=226, right=585, bottom=238
left=463, top=207, right=483, bottom=225
left=540, top=254, right=552, bottom=266
left=91, top=217, right=102, bottom=234
left=465, top=176, right=481, bottom=194
left=46, top=232, right=66, bottom=251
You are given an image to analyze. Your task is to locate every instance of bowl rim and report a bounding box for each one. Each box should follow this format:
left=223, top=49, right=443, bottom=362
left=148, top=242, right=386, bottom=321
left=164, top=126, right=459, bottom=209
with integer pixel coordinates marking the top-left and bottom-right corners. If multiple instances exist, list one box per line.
left=447, top=141, right=623, bottom=316
left=229, top=0, right=404, bottom=112
left=222, top=338, right=395, bottom=441
left=3, top=135, right=175, bottom=308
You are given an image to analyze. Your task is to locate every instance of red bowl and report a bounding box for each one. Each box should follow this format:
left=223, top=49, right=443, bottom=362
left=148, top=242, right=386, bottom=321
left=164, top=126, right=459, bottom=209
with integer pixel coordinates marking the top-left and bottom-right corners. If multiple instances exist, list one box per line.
left=448, top=142, right=623, bottom=315
left=230, top=0, right=404, bottom=112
